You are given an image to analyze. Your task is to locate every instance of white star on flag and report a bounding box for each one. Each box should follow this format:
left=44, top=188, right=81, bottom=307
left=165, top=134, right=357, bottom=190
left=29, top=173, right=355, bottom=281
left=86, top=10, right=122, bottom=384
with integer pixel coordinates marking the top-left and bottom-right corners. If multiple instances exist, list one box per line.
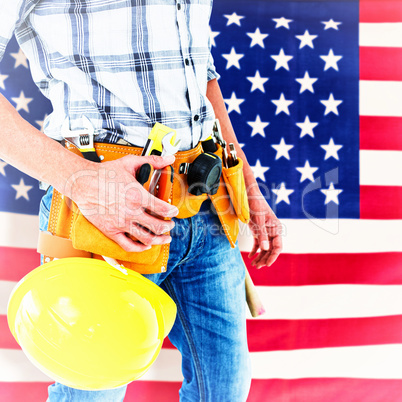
left=247, top=71, right=269, bottom=92
left=295, top=71, right=318, bottom=93
left=320, top=49, right=343, bottom=71
left=0, top=160, right=8, bottom=176
left=295, top=30, right=318, bottom=49
left=222, top=47, right=244, bottom=69
left=321, top=93, right=343, bottom=115
left=296, top=116, right=319, bottom=138
left=321, top=138, right=343, bottom=160
left=35, top=114, right=48, bottom=132
left=0, top=73, right=8, bottom=90
left=322, top=19, right=342, bottom=30
left=224, top=12, right=245, bottom=26
left=296, top=160, right=319, bottom=182
left=272, top=93, right=293, bottom=115
left=246, top=28, right=269, bottom=48
left=11, top=91, right=33, bottom=113
left=321, top=182, right=343, bottom=205
left=272, top=138, right=294, bottom=160
left=10, top=48, right=29, bottom=69
left=271, top=48, right=293, bottom=70
left=248, top=115, right=269, bottom=137
left=209, top=27, right=220, bottom=47
left=11, top=178, right=33, bottom=201
left=272, top=17, right=293, bottom=29
left=272, top=183, right=294, bottom=205
left=250, top=159, right=270, bottom=182
left=224, top=92, right=245, bottom=114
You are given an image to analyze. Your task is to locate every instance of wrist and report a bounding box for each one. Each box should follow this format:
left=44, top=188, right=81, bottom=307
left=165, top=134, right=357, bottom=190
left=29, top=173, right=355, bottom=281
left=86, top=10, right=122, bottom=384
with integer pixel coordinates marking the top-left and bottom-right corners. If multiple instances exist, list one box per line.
left=56, top=156, right=98, bottom=199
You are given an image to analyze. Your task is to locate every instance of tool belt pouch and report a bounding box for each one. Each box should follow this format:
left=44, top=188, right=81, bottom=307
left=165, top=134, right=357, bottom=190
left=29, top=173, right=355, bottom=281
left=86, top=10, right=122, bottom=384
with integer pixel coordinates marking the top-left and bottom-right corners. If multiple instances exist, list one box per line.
left=41, top=144, right=170, bottom=274
left=221, top=157, right=250, bottom=224
left=208, top=145, right=249, bottom=248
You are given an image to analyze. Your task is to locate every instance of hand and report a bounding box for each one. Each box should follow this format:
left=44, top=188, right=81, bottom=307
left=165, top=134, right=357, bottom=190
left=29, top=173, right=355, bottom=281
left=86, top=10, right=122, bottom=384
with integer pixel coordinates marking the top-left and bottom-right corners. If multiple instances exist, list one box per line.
left=247, top=191, right=282, bottom=269
left=65, top=154, right=179, bottom=252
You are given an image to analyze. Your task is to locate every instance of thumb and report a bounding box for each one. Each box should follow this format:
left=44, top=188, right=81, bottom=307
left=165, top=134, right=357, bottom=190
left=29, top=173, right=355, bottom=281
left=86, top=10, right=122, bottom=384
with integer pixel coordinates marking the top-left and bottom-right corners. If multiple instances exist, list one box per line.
left=122, top=154, right=175, bottom=172
left=141, top=154, right=175, bottom=169
left=254, top=216, right=269, bottom=251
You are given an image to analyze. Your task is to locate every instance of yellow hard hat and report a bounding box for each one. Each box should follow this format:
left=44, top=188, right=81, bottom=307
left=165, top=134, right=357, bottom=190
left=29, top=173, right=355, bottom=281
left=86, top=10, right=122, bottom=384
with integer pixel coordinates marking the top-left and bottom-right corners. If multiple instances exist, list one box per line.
left=7, top=257, right=177, bottom=390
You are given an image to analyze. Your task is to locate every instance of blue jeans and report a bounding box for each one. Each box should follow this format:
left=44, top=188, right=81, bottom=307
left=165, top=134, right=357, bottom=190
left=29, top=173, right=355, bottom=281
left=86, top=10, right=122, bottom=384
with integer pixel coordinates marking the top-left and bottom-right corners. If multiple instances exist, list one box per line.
left=40, top=188, right=251, bottom=402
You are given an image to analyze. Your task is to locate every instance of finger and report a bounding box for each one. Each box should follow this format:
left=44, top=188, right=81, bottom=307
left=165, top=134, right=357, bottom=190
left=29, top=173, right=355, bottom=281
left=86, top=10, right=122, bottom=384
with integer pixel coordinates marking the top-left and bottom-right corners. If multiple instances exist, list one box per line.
left=135, top=154, right=175, bottom=170
left=128, top=222, right=172, bottom=246
left=130, top=210, right=175, bottom=235
left=248, top=237, right=260, bottom=259
left=142, top=189, right=179, bottom=218
left=250, top=249, right=268, bottom=268
left=264, top=248, right=281, bottom=268
left=265, top=236, right=282, bottom=267
left=255, top=236, right=282, bottom=269
left=255, top=218, right=269, bottom=252
left=110, top=232, right=152, bottom=253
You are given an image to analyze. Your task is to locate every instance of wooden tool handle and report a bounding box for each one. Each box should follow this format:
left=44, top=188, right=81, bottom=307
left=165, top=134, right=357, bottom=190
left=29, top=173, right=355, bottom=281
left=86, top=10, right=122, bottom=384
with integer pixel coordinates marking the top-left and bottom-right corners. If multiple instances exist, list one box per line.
left=245, top=267, right=266, bottom=317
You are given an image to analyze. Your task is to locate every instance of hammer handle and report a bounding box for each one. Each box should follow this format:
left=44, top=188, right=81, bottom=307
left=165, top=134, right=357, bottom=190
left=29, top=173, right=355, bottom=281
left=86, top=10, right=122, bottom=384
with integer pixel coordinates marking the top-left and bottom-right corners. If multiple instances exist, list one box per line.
left=245, top=267, right=266, bottom=317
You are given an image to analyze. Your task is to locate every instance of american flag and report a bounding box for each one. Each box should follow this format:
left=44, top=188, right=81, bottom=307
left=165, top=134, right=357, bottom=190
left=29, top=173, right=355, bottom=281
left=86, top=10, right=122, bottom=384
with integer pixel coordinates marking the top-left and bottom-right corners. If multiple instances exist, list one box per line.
left=1, top=0, right=402, bottom=400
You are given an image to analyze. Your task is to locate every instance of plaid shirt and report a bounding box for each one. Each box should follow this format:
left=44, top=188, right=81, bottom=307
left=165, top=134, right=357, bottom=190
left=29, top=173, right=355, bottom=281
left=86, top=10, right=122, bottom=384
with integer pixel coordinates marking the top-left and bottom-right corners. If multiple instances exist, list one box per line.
left=0, top=0, right=219, bottom=150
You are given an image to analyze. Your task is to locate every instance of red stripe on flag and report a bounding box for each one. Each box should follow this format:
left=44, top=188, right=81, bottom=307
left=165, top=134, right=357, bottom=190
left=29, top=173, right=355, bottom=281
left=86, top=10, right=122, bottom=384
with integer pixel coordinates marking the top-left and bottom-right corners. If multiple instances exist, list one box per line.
left=0, top=382, right=52, bottom=402
left=360, top=116, right=402, bottom=151
left=126, top=381, right=180, bottom=401
left=243, top=252, right=402, bottom=286
left=248, top=378, right=402, bottom=402
left=360, top=47, right=402, bottom=81
left=0, top=246, right=40, bottom=282
left=360, top=0, right=402, bottom=23
left=0, top=315, right=19, bottom=349
left=361, top=186, right=402, bottom=219
left=0, top=381, right=181, bottom=401
left=247, top=316, right=402, bottom=352
left=1, top=379, right=401, bottom=402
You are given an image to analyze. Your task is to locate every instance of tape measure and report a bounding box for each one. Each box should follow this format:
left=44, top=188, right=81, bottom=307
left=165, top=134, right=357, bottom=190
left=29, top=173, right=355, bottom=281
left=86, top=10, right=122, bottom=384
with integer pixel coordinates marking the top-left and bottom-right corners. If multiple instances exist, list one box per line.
left=184, top=152, right=222, bottom=196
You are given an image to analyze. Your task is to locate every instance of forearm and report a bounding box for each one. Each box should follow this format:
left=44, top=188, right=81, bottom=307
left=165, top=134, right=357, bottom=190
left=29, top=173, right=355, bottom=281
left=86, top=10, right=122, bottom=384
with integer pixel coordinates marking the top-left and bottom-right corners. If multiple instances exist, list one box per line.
left=0, top=93, right=93, bottom=194
left=206, top=78, right=261, bottom=196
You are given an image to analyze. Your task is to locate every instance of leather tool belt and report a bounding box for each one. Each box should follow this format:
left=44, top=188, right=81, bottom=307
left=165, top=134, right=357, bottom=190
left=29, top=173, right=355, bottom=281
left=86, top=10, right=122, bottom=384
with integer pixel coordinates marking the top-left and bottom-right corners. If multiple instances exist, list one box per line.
left=38, top=141, right=250, bottom=274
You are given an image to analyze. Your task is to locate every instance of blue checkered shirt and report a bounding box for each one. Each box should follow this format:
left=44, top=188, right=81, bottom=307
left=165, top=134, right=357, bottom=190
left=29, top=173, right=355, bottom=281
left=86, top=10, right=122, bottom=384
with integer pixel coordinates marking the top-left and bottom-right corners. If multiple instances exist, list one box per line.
left=0, top=0, right=219, bottom=150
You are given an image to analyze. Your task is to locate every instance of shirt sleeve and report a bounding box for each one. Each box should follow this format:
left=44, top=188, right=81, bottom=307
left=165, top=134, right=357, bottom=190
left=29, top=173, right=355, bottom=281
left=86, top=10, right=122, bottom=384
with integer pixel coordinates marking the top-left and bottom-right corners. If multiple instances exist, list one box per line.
left=206, top=32, right=220, bottom=81
left=0, top=0, right=27, bottom=62
left=207, top=51, right=220, bottom=81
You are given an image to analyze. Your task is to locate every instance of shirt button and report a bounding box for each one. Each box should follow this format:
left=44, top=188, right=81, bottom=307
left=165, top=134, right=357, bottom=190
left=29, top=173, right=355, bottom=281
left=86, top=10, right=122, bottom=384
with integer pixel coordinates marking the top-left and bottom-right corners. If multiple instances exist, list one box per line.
left=194, top=115, right=200, bottom=122
left=185, top=58, right=190, bottom=66
left=177, top=3, right=181, bottom=10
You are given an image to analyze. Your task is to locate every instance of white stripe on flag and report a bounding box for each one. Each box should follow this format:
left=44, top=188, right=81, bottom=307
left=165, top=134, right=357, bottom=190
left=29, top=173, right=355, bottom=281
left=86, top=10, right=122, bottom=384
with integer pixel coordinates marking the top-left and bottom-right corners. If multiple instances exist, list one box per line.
left=360, top=150, right=402, bottom=186
left=0, top=212, right=39, bottom=249
left=2, top=217, right=402, bottom=254
left=360, top=22, right=402, bottom=48
left=238, top=220, right=402, bottom=254
left=245, top=285, right=402, bottom=320
left=0, top=280, right=17, bottom=315
left=4, top=280, right=402, bottom=322
left=251, top=344, right=402, bottom=380
left=4, top=345, right=402, bottom=382
left=0, top=348, right=182, bottom=383
left=360, top=81, right=402, bottom=117
left=0, top=349, right=53, bottom=382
